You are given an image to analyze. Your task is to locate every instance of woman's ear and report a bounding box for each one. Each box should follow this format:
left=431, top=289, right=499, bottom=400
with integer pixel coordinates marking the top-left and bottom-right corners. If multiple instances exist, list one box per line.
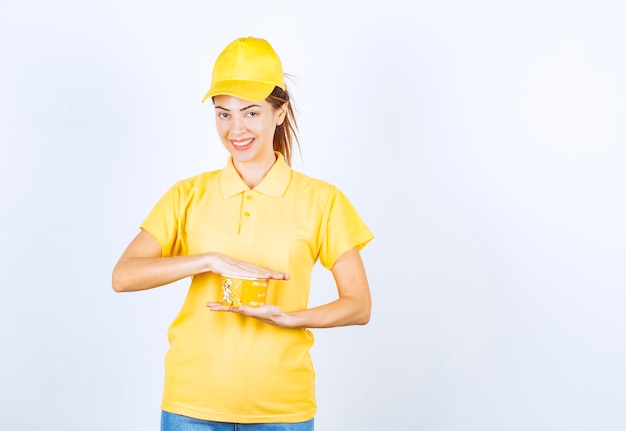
left=276, top=102, right=288, bottom=126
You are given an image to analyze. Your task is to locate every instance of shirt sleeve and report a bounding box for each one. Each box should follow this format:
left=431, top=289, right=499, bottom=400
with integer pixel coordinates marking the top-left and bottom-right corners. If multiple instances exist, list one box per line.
left=139, top=182, right=186, bottom=258
left=319, top=187, right=374, bottom=270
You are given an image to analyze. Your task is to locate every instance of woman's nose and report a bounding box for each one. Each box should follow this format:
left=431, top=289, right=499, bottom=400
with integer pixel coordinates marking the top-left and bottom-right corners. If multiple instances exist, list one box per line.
left=231, top=115, right=245, bottom=134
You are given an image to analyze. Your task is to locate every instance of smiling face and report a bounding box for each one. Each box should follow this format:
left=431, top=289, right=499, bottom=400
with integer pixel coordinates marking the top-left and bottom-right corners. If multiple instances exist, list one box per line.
left=213, top=95, right=287, bottom=173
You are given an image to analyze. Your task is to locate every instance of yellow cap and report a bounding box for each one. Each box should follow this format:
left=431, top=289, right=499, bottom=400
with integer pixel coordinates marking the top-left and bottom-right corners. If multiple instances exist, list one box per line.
left=201, top=37, right=285, bottom=103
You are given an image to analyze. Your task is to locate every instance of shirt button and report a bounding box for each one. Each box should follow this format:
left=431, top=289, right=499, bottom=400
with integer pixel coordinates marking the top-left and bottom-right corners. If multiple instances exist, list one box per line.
left=246, top=195, right=254, bottom=200
left=244, top=211, right=250, bottom=217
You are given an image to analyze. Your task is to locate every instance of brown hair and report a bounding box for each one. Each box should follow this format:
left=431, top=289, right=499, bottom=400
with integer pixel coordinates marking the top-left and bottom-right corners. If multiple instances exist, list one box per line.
left=267, top=86, right=300, bottom=166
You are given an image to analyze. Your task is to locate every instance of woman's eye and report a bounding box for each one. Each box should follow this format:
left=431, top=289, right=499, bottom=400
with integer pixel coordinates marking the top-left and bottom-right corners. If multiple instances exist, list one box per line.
left=217, top=112, right=229, bottom=119
left=246, top=111, right=259, bottom=118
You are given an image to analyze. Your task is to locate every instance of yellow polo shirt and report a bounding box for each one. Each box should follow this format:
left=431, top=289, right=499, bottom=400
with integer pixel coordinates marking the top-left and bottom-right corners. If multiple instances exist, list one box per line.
left=140, top=152, right=373, bottom=423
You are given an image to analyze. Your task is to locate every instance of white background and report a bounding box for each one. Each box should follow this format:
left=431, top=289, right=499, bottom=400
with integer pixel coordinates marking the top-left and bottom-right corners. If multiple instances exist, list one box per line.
left=1, top=1, right=625, bottom=430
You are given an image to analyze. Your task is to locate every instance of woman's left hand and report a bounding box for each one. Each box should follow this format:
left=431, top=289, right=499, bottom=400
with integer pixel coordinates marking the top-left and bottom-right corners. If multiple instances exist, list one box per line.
left=206, top=302, right=293, bottom=328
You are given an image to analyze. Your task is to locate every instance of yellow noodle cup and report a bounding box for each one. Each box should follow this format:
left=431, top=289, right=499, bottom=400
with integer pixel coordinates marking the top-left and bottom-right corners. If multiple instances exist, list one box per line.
left=220, top=274, right=269, bottom=307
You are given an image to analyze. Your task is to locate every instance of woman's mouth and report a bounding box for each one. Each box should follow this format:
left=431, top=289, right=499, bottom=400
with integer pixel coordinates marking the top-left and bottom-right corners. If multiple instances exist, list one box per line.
left=231, top=138, right=254, bottom=150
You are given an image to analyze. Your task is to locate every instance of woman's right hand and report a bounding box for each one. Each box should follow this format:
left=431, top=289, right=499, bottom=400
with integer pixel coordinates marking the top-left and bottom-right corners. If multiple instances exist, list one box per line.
left=205, top=252, right=290, bottom=281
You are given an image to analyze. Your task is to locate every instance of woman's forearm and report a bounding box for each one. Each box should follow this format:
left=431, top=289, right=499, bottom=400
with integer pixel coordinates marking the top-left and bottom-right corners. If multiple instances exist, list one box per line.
left=112, top=254, right=211, bottom=292
left=112, top=230, right=290, bottom=293
left=210, top=292, right=371, bottom=328
left=286, top=295, right=371, bottom=328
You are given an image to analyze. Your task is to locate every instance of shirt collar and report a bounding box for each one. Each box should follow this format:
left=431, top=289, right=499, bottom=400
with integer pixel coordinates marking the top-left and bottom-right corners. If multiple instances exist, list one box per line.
left=219, top=152, right=291, bottom=198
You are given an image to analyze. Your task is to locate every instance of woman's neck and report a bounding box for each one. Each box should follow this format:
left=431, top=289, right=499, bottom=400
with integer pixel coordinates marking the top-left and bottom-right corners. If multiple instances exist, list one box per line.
left=233, top=153, right=277, bottom=188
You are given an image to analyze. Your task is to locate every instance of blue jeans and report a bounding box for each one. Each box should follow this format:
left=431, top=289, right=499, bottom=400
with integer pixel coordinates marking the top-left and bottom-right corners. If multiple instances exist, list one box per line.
left=161, top=411, right=314, bottom=431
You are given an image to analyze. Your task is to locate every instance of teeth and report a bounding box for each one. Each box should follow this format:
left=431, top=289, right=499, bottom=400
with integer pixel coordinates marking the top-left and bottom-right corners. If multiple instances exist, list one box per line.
left=232, top=138, right=253, bottom=147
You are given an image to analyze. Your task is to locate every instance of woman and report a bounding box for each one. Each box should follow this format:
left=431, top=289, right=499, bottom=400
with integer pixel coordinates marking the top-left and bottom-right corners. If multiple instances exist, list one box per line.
left=112, top=36, right=374, bottom=431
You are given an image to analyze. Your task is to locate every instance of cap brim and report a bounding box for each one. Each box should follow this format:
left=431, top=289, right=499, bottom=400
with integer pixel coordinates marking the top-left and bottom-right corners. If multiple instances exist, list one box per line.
left=201, top=80, right=277, bottom=103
